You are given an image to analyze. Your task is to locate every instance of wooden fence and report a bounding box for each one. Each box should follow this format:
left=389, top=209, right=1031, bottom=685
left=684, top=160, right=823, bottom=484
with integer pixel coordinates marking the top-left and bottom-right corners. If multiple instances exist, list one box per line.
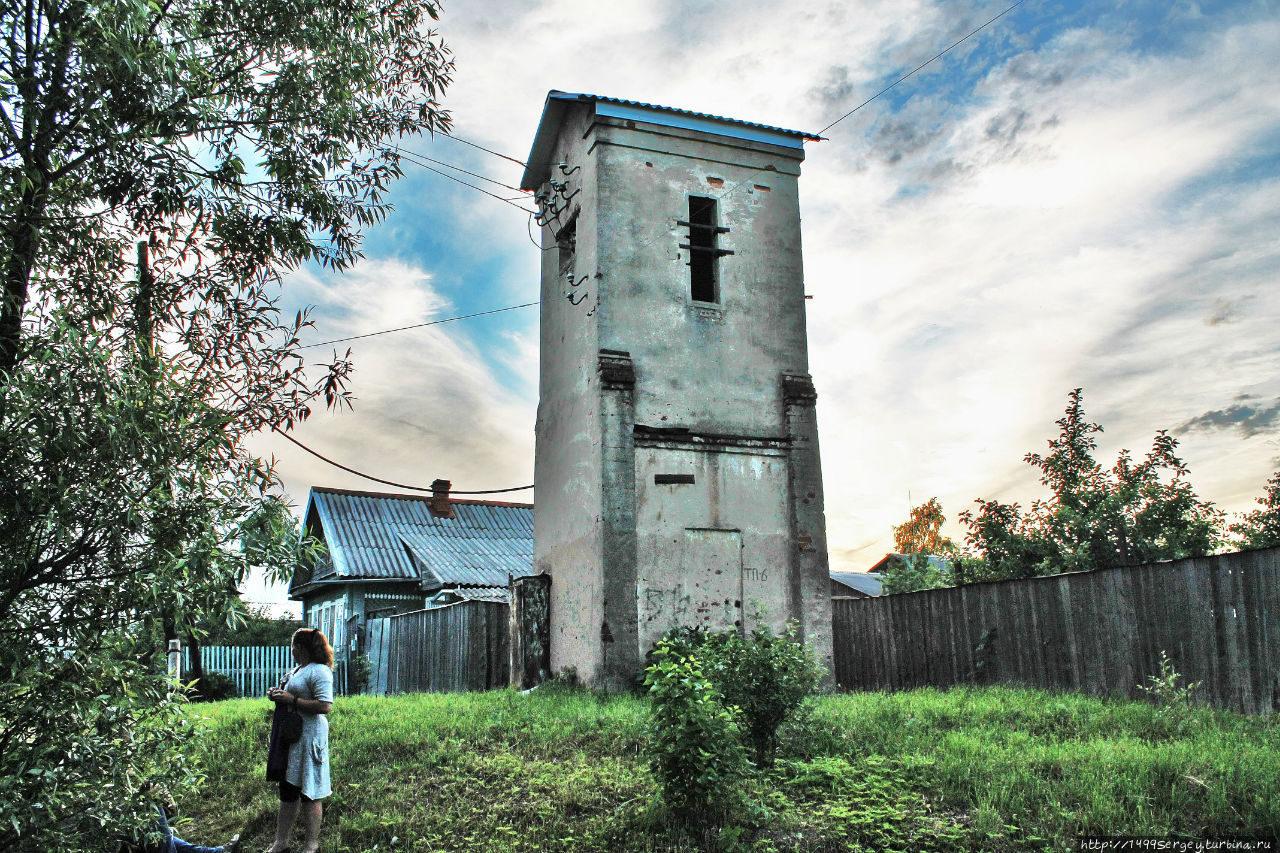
left=185, top=645, right=292, bottom=698
left=832, top=547, right=1280, bottom=714
left=365, top=601, right=509, bottom=694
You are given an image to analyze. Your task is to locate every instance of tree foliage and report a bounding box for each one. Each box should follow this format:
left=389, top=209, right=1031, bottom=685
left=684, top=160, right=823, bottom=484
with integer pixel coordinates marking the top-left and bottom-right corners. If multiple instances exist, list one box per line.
left=0, top=0, right=452, bottom=848
left=960, top=389, right=1223, bottom=581
left=202, top=604, right=305, bottom=647
left=891, top=497, right=955, bottom=555
left=882, top=498, right=958, bottom=594
left=1229, top=470, right=1280, bottom=549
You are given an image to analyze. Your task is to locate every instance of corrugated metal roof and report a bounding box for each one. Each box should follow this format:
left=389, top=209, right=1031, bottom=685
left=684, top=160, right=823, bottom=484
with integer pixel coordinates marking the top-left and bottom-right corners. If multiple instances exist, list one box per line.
left=831, top=571, right=885, bottom=597
left=522, top=90, right=823, bottom=189
left=302, top=488, right=533, bottom=590
left=426, top=586, right=511, bottom=606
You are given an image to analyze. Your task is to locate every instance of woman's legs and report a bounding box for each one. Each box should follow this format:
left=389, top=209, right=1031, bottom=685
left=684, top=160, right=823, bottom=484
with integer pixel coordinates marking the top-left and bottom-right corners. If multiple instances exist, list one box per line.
left=298, top=800, right=323, bottom=853
left=267, top=799, right=299, bottom=853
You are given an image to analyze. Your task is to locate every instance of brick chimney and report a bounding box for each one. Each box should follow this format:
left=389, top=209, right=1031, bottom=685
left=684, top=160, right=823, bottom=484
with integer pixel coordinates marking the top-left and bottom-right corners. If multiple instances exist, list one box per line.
left=428, top=478, right=455, bottom=519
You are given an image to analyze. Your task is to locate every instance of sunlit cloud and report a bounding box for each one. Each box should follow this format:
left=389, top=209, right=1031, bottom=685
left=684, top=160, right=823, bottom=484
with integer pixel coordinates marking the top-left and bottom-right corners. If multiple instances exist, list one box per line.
left=250, top=1, right=1280, bottom=605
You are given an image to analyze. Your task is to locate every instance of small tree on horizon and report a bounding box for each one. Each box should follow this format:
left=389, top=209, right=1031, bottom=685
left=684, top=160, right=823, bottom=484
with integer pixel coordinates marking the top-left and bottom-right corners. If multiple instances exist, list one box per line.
left=882, top=498, right=958, bottom=593
left=892, top=497, right=956, bottom=555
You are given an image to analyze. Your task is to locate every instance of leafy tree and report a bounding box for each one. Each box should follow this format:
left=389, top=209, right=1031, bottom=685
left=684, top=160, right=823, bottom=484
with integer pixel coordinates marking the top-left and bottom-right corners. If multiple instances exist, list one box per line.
left=1229, top=470, right=1280, bottom=549
left=202, top=604, right=304, bottom=647
left=0, top=0, right=452, bottom=848
left=892, top=497, right=955, bottom=555
left=882, top=498, right=958, bottom=594
left=960, top=389, right=1223, bottom=580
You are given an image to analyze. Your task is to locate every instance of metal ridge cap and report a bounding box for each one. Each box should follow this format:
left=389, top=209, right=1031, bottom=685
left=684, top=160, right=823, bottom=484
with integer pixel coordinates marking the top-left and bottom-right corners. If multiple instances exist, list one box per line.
left=307, top=485, right=532, bottom=509
left=549, top=90, right=825, bottom=141
left=524, top=89, right=824, bottom=188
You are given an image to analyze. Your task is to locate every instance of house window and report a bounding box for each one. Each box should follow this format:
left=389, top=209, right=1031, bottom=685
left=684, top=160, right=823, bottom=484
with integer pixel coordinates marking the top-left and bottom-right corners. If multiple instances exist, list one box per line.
left=679, top=196, right=732, bottom=303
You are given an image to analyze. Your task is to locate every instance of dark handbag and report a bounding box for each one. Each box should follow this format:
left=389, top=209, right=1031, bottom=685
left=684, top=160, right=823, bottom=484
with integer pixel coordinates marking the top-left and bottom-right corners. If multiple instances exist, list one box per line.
left=275, top=669, right=304, bottom=744
left=279, top=705, right=304, bottom=744
left=266, top=668, right=303, bottom=781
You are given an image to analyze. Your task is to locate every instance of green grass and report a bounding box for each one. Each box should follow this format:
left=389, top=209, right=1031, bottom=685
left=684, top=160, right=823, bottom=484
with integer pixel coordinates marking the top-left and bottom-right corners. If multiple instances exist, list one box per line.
left=176, top=686, right=1280, bottom=852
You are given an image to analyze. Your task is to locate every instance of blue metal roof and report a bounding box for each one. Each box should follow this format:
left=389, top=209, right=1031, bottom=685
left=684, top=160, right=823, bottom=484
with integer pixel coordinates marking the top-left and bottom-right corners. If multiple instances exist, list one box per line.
left=300, top=488, right=533, bottom=593
left=831, top=571, right=885, bottom=597
left=521, top=90, right=823, bottom=189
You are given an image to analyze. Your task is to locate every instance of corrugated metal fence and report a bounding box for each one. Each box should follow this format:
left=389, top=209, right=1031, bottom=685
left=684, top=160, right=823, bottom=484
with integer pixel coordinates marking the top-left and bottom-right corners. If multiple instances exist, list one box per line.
left=366, top=601, right=509, bottom=694
left=185, top=645, right=292, bottom=697
left=832, top=547, right=1280, bottom=714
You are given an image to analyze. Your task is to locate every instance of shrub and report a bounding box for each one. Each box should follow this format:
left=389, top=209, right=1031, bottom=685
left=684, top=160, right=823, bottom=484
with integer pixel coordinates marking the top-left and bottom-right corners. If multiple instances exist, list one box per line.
left=196, top=672, right=238, bottom=702
left=1138, top=650, right=1201, bottom=709
left=1138, top=649, right=1202, bottom=740
left=0, top=631, right=201, bottom=852
left=643, top=640, right=750, bottom=824
left=654, top=622, right=823, bottom=767
left=348, top=653, right=374, bottom=695
left=708, top=623, right=823, bottom=767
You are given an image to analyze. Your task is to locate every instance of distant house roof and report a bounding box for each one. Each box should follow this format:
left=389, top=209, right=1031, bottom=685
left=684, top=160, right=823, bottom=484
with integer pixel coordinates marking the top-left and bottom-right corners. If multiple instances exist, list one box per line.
left=292, top=487, right=534, bottom=598
left=831, top=571, right=885, bottom=597
left=867, top=553, right=951, bottom=575
left=425, top=586, right=510, bottom=607
left=521, top=90, right=823, bottom=188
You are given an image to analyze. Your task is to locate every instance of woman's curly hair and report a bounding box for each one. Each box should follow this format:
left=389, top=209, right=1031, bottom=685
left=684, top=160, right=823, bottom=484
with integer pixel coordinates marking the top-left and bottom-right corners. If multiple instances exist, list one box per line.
left=293, top=627, right=335, bottom=668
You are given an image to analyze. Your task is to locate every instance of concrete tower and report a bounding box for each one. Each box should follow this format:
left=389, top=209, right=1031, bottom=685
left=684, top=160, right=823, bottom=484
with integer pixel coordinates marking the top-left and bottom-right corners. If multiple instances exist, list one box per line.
left=522, top=92, right=832, bottom=690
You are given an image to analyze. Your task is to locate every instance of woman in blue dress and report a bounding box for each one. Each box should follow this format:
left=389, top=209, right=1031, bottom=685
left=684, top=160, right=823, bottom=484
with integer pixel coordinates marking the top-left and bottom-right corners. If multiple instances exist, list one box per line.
left=264, top=628, right=333, bottom=853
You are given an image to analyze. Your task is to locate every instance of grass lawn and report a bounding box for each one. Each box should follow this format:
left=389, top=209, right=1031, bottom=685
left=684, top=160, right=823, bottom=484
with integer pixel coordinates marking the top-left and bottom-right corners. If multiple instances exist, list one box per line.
left=177, top=686, right=1280, bottom=852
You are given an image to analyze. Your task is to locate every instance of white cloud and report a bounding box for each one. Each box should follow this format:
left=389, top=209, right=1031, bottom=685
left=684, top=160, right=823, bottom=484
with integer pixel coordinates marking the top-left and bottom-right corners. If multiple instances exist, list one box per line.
left=251, top=1, right=1280, bottom=604
left=248, top=257, right=535, bottom=536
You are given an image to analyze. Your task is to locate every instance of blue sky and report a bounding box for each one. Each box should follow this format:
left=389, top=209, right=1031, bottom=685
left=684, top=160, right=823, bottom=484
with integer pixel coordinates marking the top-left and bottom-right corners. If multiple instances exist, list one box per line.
left=246, top=0, right=1280, bottom=613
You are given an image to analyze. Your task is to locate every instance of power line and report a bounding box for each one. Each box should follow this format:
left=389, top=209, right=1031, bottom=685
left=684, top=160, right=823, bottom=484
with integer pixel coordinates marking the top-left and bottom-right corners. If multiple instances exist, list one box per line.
left=396, top=148, right=528, bottom=194
left=271, top=426, right=533, bottom=495
left=443, top=134, right=528, bottom=168
left=817, top=0, right=1029, bottom=135
left=402, top=155, right=537, bottom=214
left=300, top=301, right=539, bottom=350
left=717, top=0, right=1030, bottom=204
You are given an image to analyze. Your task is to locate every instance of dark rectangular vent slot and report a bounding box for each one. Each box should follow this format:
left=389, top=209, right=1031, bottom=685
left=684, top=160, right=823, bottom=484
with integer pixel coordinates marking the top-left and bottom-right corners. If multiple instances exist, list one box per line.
left=687, top=197, right=721, bottom=303
left=654, top=474, right=696, bottom=485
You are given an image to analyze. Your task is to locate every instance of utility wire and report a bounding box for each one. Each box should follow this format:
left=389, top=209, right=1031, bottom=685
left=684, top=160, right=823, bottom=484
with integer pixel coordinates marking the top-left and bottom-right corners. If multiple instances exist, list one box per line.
left=271, top=425, right=533, bottom=494
left=406, top=158, right=537, bottom=214
left=817, top=0, right=1029, bottom=135
left=717, top=0, right=1030, bottom=204
left=300, top=301, right=539, bottom=350
left=442, top=133, right=529, bottom=168
left=395, top=148, right=528, bottom=194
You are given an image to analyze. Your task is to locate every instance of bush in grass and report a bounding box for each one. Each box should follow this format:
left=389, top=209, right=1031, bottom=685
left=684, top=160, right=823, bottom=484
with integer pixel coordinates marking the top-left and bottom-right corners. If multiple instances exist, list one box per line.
left=654, top=622, right=823, bottom=767
left=1139, top=650, right=1201, bottom=710
left=196, top=672, right=238, bottom=702
left=643, top=641, right=750, bottom=823
left=1138, top=650, right=1202, bottom=739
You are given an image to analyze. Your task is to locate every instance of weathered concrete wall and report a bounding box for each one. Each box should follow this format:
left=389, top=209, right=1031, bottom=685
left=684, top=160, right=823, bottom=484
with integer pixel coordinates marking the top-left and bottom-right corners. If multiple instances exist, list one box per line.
left=532, top=99, right=832, bottom=689
left=634, top=440, right=793, bottom=656
left=533, top=104, right=606, bottom=684
left=593, top=121, right=811, bottom=434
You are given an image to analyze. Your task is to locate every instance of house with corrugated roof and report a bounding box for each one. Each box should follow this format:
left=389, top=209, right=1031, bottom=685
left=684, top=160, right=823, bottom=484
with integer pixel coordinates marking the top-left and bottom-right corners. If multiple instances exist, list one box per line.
left=830, top=571, right=885, bottom=599
left=289, top=485, right=534, bottom=655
